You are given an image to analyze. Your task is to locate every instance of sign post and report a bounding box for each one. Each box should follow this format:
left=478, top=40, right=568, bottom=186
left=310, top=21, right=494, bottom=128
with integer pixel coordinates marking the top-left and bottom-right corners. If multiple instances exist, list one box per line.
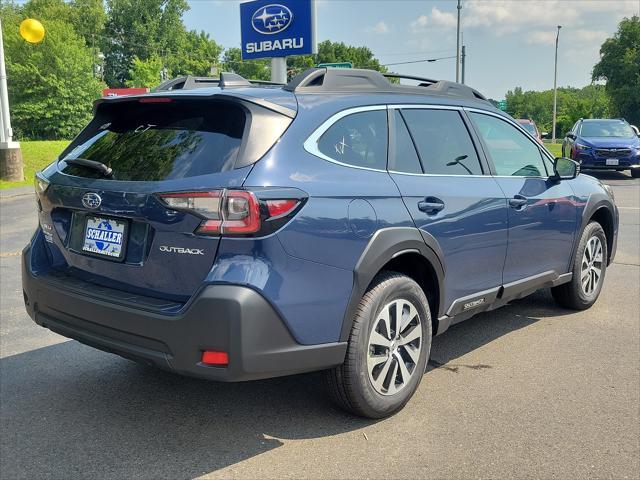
left=0, top=18, right=24, bottom=182
left=240, top=0, right=316, bottom=83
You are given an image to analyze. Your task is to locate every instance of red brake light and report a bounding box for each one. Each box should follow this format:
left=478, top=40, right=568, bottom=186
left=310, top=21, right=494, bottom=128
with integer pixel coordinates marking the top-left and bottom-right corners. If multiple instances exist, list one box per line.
left=158, top=190, right=260, bottom=235
left=266, top=199, right=299, bottom=218
left=201, top=350, right=228, bottom=366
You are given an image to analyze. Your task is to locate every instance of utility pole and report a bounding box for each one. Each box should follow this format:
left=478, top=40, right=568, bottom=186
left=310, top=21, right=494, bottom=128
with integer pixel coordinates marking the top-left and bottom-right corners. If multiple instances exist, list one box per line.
left=552, top=25, right=561, bottom=144
left=456, top=0, right=462, bottom=82
left=461, top=45, right=466, bottom=84
left=0, top=18, right=23, bottom=182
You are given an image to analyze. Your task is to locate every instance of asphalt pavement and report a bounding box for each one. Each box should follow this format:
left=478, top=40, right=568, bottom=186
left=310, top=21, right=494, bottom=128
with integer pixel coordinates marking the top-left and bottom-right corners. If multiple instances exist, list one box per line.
left=1, top=171, right=638, bottom=479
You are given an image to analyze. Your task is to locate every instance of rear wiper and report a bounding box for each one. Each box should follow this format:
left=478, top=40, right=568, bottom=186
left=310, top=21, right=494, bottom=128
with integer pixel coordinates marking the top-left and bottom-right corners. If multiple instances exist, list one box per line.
left=64, top=158, right=113, bottom=177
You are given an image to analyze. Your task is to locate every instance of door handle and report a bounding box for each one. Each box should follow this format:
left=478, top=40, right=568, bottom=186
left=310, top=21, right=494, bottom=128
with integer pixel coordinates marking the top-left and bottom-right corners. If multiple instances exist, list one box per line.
left=418, top=197, right=445, bottom=214
left=508, top=195, right=528, bottom=209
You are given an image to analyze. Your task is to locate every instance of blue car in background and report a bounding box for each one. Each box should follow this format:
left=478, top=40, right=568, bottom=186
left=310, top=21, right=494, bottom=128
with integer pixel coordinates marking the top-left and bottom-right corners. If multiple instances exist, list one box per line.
left=22, top=69, right=619, bottom=418
left=562, top=118, right=640, bottom=178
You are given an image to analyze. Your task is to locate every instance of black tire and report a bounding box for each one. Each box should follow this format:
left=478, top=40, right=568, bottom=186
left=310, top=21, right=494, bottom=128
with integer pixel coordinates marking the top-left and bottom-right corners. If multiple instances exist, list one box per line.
left=631, top=168, right=640, bottom=179
left=325, top=271, right=432, bottom=418
left=552, top=221, right=608, bottom=310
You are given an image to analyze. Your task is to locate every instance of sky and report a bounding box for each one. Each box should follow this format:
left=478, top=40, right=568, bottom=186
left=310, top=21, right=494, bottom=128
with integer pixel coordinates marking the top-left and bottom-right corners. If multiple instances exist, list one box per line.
left=184, top=0, right=640, bottom=99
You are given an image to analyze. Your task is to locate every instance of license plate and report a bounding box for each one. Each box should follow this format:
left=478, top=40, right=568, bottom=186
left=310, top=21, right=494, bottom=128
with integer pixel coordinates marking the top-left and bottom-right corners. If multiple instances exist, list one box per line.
left=606, top=158, right=619, bottom=166
left=82, top=216, right=127, bottom=259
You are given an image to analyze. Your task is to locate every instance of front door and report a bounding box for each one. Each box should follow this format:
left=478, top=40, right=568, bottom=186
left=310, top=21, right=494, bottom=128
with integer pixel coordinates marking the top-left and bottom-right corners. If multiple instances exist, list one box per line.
left=467, top=111, right=578, bottom=284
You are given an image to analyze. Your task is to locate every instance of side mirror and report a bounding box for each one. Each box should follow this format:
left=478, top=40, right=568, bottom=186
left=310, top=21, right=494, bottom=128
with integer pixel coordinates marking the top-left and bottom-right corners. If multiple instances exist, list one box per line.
left=541, top=132, right=549, bottom=138
left=566, top=132, right=576, bottom=140
left=552, top=157, right=579, bottom=181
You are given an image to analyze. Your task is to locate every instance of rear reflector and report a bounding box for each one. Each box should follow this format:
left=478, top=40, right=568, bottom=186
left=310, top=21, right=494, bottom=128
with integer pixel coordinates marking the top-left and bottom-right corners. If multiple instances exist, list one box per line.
left=201, top=350, right=229, bottom=366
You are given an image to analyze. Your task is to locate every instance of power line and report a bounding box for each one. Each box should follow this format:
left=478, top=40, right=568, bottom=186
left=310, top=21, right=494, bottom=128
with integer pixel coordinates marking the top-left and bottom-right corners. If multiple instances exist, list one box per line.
left=383, top=55, right=456, bottom=67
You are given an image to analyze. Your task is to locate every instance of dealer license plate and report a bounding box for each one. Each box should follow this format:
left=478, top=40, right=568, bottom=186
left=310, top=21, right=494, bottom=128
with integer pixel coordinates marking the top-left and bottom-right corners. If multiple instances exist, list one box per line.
left=82, top=216, right=127, bottom=259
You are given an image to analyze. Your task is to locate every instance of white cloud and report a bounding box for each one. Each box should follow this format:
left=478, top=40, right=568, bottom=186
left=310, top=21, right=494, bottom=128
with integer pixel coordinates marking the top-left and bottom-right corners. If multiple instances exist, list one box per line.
left=526, top=30, right=559, bottom=46
left=463, top=0, right=638, bottom=35
left=368, top=21, right=391, bottom=35
left=410, top=15, right=428, bottom=34
left=430, top=6, right=457, bottom=28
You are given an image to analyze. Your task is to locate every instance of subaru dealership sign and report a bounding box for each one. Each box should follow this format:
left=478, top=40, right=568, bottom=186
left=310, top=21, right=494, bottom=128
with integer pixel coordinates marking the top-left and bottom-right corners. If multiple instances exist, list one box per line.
left=240, top=0, right=316, bottom=60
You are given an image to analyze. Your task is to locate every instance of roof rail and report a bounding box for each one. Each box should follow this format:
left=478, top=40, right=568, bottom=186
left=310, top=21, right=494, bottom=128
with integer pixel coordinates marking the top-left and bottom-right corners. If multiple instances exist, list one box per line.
left=284, top=68, right=489, bottom=102
left=155, top=73, right=285, bottom=91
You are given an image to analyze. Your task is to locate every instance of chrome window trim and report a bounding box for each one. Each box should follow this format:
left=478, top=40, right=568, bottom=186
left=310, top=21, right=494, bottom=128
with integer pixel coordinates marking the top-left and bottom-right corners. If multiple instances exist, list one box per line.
left=303, top=105, right=389, bottom=173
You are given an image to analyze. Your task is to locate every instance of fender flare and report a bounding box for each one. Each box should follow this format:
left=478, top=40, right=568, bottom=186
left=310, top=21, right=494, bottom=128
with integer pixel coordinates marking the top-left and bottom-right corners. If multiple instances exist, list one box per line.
left=339, top=227, right=445, bottom=342
left=570, top=194, right=617, bottom=269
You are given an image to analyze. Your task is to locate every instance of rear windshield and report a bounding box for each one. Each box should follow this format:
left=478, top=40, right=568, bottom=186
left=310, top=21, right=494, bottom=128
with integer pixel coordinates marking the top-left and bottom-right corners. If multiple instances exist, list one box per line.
left=59, top=100, right=246, bottom=181
left=580, top=120, right=635, bottom=138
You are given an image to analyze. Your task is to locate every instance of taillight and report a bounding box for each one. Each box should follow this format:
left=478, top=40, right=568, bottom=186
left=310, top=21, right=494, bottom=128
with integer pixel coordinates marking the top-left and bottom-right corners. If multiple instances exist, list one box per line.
left=158, top=189, right=302, bottom=236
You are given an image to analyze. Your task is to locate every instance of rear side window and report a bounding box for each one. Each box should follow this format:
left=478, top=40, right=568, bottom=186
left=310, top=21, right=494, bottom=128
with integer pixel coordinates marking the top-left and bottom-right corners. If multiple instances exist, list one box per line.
left=317, top=110, right=388, bottom=170
left=389, top=111, right=422, bottom=174
left=59, top=99, right=291, bottom=181
left=470, top=112, right=548, bottom=177
left=401, top=109, right=482, bottom=175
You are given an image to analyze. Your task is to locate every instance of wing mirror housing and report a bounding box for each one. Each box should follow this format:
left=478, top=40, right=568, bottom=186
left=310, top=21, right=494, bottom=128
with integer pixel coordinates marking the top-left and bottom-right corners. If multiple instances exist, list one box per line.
left=566, top=132, right=576, bottom=140
left=551, top=157, right=580, bottom=181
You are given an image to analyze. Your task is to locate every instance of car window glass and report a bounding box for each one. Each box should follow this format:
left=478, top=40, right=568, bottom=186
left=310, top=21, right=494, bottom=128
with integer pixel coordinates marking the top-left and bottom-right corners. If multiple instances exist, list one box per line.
left=579, top=120, right=635, bottom=138
left=470, top=112, right=548, bottom=177
left=389, top=111, right=422, bottom=174
left=401, top=109, right=482, bottom=175
left=317, top=110, right=387, bottom=170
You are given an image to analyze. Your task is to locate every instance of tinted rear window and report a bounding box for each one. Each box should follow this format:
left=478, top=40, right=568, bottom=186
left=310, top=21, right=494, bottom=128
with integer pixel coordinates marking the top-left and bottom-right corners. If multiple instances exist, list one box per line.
left=59, top=101, right=246, bottom=181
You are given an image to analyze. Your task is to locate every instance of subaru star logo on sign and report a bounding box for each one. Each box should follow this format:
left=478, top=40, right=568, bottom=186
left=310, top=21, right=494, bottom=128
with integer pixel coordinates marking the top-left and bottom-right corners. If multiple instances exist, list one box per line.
left=240, top=0, right=316, bottom=60
left=252, top=4, right=293, bottom=35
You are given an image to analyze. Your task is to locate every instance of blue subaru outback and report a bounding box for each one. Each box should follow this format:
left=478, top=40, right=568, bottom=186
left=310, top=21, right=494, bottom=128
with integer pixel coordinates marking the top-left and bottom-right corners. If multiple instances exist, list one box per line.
left=23, top=69, right=618, bottom=418
left=562, top=118, right=640, bottom=178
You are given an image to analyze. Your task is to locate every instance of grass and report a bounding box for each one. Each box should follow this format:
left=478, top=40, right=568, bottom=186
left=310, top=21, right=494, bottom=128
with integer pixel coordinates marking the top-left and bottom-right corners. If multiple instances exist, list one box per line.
left=543, top=141, right=563, bottom=158
left=0, top=140, right=69, bottom=190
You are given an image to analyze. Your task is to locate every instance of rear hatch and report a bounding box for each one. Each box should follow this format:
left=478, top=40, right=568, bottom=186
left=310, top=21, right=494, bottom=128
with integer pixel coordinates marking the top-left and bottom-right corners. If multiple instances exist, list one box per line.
left=37, top=93, right=294, bottom=301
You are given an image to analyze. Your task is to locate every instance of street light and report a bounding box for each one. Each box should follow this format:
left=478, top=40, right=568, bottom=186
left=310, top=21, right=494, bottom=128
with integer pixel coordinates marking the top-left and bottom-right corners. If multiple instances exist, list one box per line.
left=552, top=25, right=561, bottom=144
left=456, top=0, right=462, bottom=82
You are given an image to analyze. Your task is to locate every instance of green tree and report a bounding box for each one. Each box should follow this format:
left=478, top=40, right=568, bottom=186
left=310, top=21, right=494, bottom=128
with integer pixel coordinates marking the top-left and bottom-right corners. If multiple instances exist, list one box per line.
left=3, top=15, right=104, bottom=139
left=221, top=47, right=271, bottom=81
left=593, top=16, right=640, bottom=125
left=505, top=85, right=610, bottom=136
left=102, top=0, right=190, bottom=86
left=166, top=30, right=223, bottom=77
left=126, top=55, right=163, bottom=88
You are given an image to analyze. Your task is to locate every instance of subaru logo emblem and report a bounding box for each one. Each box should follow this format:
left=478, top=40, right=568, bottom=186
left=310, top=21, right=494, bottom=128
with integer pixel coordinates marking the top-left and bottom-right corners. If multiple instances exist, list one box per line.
left=252, top=4, right=293, bottom=35
left=82, top=192, right=102, bottom=209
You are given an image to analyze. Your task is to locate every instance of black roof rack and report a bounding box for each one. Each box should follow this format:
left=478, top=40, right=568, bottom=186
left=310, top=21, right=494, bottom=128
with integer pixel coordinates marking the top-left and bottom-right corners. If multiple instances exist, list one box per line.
left=155, top=73, right=285, bottom=91
left=284, top=68, right=488, bottom=102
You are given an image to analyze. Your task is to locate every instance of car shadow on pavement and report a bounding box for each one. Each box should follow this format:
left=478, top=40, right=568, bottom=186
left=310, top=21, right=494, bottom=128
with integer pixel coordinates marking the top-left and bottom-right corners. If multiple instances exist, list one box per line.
left=0, top=290, right=572, bottom=479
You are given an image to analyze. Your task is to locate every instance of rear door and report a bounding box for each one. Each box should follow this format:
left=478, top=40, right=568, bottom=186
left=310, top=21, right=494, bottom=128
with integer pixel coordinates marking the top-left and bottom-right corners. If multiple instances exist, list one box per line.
left=467, top=110, right=577, bottom=284
left=388, top=106, right=509, bottom=315
left=39, top=96, right=292, bottom=301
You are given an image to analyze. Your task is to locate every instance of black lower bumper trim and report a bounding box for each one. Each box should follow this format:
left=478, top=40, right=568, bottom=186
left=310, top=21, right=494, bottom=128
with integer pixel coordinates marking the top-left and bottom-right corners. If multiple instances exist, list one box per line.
left=22, top=244, right=347, bottom=381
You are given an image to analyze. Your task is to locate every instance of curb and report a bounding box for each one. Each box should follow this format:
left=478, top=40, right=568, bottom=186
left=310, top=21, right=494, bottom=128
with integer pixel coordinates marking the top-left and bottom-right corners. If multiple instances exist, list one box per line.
left=0, top=186, right=34, bottom=199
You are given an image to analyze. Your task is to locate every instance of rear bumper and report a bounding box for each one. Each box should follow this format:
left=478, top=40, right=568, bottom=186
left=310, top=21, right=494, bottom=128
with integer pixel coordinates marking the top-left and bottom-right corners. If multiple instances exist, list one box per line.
left=22, top=242, right=346, bottom=382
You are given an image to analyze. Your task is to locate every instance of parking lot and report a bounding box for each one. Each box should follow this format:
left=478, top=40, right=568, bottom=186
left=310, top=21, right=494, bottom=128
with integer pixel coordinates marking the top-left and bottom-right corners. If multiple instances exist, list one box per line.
left=1, top=171, right=638, bottom=479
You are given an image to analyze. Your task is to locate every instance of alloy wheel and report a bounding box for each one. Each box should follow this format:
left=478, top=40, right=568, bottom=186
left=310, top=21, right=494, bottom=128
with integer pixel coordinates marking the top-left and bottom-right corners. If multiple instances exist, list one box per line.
left=367, top=299, right=422, bottom=396
left=581, top=236, right=603, bottom=296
